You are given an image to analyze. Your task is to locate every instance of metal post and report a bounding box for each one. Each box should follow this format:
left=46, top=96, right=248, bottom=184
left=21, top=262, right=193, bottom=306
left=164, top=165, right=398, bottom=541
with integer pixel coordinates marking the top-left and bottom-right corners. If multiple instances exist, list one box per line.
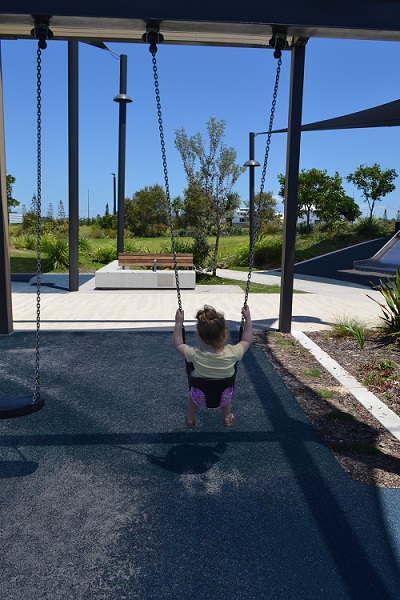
left=279, top=42, right=306, bottom=333
left=68, top=40, right=79, bottom=292
left=0, top=41, right=13, bottom=333
left=114, top=54, right=132, bottom=255
left=244, top=132, right=260, bottom=246
left=112, top=172, right=116, bottom=215
left=249, top=132, right=255, bottom=243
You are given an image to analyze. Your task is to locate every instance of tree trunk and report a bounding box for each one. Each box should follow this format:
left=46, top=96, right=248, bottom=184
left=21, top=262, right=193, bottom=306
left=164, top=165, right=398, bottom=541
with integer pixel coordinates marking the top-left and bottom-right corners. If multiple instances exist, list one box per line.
left=306, top=208, right=311, bottom=234
left=212, top=217, right=221, bottom=276
left=369, top=200, right=375, bottom=223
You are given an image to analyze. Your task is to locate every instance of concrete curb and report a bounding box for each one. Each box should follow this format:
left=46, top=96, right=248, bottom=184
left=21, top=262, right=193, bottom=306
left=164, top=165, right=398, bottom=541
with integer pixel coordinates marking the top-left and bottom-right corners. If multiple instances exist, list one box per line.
left=293, top=330, right=400, bottom=443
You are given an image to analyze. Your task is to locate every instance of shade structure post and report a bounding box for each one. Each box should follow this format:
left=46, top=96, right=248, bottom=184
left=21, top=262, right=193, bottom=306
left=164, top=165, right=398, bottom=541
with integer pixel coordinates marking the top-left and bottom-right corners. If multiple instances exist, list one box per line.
left=279, top=42, right=306, bottom=333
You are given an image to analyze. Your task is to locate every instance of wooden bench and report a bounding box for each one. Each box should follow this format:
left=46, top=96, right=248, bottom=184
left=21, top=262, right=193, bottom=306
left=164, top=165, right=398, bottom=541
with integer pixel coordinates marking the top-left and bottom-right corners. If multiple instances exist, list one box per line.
left=118, top=253, right=194, bottom=270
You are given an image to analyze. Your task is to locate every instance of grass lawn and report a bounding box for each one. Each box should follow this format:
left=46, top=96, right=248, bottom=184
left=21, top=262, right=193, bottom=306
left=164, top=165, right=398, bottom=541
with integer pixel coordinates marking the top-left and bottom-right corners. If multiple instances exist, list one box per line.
left=196, top=273, right=281, bottom=293
left=8, top=227, right=389, bottom=277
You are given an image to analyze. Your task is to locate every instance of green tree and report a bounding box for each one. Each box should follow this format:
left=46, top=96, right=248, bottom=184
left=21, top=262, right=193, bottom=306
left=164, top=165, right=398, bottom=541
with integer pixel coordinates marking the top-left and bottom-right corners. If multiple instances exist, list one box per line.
left=246, top=190, right=278, bottom=233
left=175, top=116, right=245, bottom=275
left=125, top=184, right=168, bottom=237
left=6, top=174, right=19, bottom=213
left=314, top=172, right=361, bottom=225
left=57, top=200, right=66, bottom=221
left=30, top=194, right=38, bottom=214
left=278, top=168, right=360, bottom=233
left=171, top=195, right=185, bottom=230
left=47, top=202, right=54, bottom=220
left=182, top=185, right=213, bottom=230
left=346, top=163, right=397, bottom=222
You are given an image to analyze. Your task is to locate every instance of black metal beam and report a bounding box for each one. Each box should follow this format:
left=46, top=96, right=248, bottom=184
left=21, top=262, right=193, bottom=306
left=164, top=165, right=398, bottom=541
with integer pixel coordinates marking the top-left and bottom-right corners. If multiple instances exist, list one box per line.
left=0, top=43, right=13, bottom=334
left=279, top=42, right=306, bottom=333
left=68, top=41, right=79, bottom=292
left=1, top=2, right=400, bottom=44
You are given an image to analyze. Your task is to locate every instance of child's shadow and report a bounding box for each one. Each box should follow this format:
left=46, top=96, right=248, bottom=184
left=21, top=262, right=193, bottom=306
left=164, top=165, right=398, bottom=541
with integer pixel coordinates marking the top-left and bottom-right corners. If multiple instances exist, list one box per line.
left=148, top=442, right=228, bottom=474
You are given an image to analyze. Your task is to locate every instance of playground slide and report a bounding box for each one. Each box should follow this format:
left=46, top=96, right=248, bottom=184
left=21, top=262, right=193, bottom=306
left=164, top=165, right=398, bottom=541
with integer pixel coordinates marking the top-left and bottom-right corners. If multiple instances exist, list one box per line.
left=353, top=230, right=400, bottom=274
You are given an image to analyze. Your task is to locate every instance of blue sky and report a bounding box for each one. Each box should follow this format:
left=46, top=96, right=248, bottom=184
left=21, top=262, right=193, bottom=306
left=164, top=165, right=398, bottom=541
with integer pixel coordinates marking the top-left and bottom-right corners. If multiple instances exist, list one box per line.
left=2, top=36, right=400, bottom=220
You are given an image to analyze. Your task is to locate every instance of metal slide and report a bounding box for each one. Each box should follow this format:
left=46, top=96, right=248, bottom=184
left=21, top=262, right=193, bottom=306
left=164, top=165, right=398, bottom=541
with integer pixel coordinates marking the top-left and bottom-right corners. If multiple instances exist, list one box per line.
left=353, top=230, right=400, bottom=274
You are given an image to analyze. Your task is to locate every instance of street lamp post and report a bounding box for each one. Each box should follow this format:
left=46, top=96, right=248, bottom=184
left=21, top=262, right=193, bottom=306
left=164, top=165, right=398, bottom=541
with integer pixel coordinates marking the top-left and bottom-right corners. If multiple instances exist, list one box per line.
left=113, top=54, right=132, bottom=255
left=111, top=172, right=116, bottom=216
left=244, top=132, right=260, bottom=245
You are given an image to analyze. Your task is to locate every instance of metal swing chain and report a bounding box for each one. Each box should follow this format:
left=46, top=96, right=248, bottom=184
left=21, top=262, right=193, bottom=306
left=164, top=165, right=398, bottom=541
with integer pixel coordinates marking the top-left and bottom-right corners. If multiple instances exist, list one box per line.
left=150, top=48, right=183, bottom=313
left=33, top=45, right=43, bottom=402
left=241, top=55, right=282, bottom=327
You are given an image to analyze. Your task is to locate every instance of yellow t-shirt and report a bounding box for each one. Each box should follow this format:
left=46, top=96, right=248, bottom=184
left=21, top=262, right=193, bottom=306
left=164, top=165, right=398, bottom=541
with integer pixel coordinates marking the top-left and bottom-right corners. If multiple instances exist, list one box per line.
left=184, top=344, right=244, bottom=379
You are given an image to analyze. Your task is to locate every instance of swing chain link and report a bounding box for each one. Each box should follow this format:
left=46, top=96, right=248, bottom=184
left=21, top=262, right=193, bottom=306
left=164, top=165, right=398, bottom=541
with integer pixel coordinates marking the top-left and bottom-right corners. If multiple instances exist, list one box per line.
left=150, top=48, right=183, bottom=313
left=34, top=45, right=42, bottom=402
left=241, top=55, right=282, bottom=327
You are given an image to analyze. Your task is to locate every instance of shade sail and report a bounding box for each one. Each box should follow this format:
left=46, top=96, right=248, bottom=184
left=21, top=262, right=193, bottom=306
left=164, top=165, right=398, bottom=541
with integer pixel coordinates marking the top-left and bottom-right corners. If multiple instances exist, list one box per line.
left=272, top=99, right=400, bottom=133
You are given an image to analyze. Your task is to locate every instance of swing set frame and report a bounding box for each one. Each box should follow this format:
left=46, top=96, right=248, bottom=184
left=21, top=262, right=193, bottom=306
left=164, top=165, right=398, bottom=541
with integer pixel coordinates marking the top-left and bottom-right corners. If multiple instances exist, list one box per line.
left=2, top=2, right=400, bottom=338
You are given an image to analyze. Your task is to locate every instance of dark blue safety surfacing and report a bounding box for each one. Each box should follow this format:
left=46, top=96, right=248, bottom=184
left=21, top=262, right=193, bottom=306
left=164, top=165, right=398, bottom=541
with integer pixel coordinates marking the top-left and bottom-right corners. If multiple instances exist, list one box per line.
left=1, top=330, right=400, bottom=599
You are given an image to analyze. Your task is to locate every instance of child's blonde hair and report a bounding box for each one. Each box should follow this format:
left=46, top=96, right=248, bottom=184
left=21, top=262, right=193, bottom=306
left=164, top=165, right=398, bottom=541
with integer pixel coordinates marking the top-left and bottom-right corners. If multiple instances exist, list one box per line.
left=196, top=305, right=227, bottom=349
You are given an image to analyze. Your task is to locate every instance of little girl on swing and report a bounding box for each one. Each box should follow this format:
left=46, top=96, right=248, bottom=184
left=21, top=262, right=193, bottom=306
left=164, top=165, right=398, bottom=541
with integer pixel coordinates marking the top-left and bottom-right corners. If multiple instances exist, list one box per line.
left=173, top=304, right=253, bottom=429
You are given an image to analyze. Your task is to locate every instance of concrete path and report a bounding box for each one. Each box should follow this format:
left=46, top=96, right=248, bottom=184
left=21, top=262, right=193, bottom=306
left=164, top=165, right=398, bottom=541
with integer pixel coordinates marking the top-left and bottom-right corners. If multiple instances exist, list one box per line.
left=10, top=268, right=384, bottom=333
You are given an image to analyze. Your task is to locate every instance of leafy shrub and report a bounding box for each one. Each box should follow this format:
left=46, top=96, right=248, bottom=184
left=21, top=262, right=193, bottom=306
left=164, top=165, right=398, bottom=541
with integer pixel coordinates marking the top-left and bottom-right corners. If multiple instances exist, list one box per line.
left=41, top=233, right=57, bottom=253
left=42, top=239, right=69, bottom=270
left=233, top=234, right=282, bottom=268
left=13, top=233, right=37, bottom=250
left=354, top=217, right=392, bottom=238
left=90, top=226, right=107, bottom=239
left=261, top=221, right=282, bottom=235
left=97, top=214, right=116, bottom=230
left=93, top=243, right=117, bottom=263
left=123, top=239, right=139, bottom=253
left=344, top=320, right=366, bottom=349
left=370, top=269, right=400, bottom=336
left=320, top=220, right=353, bottom=236
left=297, top=222, right=314, bottom=235
left=161, top=231, right=210, bottom=270
left=78, top=236, right=91, bottom=255
left=161, top=239, right=193, bottom=254
left=192, top=228, right=211, bottom=269
left=329, top=315, right=369, bottom=338
left=222, top=225, right=246, bottom=236
left=21, top=211, right=37, bottom=232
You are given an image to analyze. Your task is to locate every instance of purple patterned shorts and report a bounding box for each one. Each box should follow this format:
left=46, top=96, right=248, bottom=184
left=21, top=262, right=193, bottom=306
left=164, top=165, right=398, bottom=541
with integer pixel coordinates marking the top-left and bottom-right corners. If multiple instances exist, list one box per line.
left=190, top=386, right=234, bottom=408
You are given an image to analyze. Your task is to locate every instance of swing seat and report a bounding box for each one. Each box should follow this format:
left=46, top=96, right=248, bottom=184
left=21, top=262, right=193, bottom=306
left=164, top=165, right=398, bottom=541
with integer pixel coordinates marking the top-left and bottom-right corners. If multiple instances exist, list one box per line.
left=0, top=396, right=44, bottom=419
left=186, top=363, right=237, bottom=409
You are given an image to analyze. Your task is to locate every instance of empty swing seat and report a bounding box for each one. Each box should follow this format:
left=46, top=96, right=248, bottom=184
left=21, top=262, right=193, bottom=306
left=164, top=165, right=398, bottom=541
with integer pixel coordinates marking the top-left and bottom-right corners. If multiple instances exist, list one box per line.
left=0, top=396, right=45, bottom=419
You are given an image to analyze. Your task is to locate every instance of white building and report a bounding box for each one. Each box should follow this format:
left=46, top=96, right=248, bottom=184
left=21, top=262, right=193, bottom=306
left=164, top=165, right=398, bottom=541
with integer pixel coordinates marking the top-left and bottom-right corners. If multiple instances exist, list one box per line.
left=232, top=207, right=249, bottom=227
left=9, top=212, right=23, bottom=224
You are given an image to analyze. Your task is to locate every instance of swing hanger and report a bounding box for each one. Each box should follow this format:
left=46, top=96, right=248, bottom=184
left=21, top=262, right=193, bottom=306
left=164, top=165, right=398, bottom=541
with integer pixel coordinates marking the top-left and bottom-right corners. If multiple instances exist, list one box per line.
left=31, top=17, right=53, bottom=50
left=142, top=21, right=164, bottom=54
left=269, top=32, right=287, bottom=59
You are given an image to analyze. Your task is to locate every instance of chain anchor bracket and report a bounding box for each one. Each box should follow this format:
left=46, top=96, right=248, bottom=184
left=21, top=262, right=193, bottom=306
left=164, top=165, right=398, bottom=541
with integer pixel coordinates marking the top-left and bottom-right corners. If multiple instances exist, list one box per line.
left=269, top=33, right=287, bottom=59
left=142, top=21, right=164, bottom=54
left=31, top=17, right=53, bottom=50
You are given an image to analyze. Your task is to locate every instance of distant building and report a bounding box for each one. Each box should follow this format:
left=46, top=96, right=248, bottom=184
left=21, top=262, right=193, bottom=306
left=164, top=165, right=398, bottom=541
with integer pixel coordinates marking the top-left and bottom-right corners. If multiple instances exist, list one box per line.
left=9, top=212, right=23, bottom=224
left=232, top=207, right=249, bottom=227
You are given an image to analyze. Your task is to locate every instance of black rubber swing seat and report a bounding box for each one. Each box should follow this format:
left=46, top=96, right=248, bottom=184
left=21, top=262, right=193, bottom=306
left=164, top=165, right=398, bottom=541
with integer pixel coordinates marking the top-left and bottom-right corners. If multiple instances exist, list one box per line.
left=0, top=396, right=45, bottom=419
left=186, top=363, right=237, bottom=409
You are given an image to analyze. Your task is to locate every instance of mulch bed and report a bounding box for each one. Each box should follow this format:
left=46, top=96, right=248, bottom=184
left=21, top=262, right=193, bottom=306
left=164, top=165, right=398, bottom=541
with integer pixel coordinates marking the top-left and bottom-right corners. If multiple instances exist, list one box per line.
left=255, top=331, right=400, bottom=488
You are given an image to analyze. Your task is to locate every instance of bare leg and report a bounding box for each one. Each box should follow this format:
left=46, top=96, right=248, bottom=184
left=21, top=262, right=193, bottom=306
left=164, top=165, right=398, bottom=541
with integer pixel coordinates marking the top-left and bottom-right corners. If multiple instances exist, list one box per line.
left=221, top=400, right=232, bottom=420
left=186, top=394, right=198, bottom=428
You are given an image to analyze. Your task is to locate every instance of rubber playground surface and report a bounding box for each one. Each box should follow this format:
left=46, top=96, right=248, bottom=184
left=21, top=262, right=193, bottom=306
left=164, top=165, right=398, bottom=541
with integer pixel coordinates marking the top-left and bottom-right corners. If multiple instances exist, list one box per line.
left=1, top=329, right=400, bottom=599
